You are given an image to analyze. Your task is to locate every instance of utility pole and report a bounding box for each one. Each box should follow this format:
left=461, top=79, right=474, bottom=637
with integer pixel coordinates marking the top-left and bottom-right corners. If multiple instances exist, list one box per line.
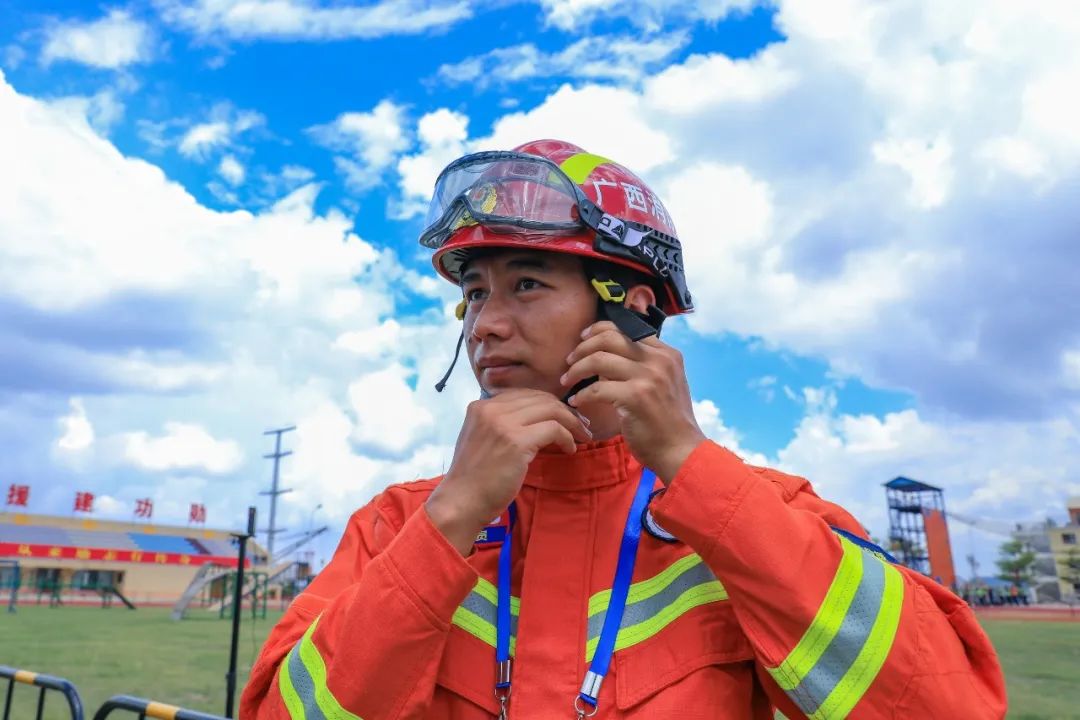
left=225, top=506, right=255, bottom=719
left=261, top=425, right=296, bottom=563
left=966, top=553, right=980, bottom=582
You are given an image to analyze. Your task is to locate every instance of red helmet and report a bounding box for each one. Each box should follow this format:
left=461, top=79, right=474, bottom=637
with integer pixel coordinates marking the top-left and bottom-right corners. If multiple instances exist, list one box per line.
left=423, top=139, right=693, bottom=315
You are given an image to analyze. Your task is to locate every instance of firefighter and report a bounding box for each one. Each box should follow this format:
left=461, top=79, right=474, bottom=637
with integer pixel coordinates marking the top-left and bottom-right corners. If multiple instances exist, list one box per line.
left=242, top=140, right=1006, bottom=719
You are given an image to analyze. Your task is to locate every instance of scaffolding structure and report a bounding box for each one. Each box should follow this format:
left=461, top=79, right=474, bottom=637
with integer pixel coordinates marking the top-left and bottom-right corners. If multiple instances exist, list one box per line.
left=884, top=476, right=948, bottom=576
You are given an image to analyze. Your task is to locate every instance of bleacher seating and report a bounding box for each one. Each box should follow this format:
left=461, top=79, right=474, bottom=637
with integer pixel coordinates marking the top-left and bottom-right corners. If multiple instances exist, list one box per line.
left=127, top=533, right=203, bottom=555
left=66, top=530, right=139, bottom=550
left=198, top=538, right=240, bottom=557
left=0, top=524, right=69, bottom=545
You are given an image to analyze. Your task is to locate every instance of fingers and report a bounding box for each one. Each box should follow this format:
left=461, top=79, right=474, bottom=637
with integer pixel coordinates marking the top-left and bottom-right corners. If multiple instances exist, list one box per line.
left=520, top=419, right=578, bottom=455
left=506, top=397, right=593, bottom=443
left=561, top=350, right=638, bottom=389
left=563, top=321, right=660, bottom=391
left=568, top=322, right=644, bottom=365
left=477, top=387, right=592, bottom=444
left=567, top=378, right=634, bottom=409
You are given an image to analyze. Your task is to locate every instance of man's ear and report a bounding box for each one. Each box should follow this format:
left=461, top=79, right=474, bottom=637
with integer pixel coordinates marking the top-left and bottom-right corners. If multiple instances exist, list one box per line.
left=624, top=284, right=657, bottom=314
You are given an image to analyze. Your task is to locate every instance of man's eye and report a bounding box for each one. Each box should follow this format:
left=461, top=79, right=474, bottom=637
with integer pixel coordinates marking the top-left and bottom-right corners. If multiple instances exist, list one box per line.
left=517, top=278, right=541, bottom=291
left=465, top=288, right=487, bottom=301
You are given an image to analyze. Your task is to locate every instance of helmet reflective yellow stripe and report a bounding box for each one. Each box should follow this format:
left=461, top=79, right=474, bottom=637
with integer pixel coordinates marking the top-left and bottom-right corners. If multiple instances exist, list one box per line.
left=559, top=153, right=613, bottom=185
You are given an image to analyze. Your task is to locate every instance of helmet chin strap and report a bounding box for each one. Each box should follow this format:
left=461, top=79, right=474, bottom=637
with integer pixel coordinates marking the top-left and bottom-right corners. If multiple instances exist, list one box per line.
left=434, top=300, right=468, bottom=393
left=434, top=278, right=666, bottom=398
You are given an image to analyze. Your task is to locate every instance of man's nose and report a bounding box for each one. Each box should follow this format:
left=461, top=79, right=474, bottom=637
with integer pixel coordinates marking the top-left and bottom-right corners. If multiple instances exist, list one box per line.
left=470, top=292, right=514, bottom=341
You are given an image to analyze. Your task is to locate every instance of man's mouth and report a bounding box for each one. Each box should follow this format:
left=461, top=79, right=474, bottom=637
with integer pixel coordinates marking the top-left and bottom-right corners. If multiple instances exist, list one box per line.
left=477, top=356, right=523, bottom=370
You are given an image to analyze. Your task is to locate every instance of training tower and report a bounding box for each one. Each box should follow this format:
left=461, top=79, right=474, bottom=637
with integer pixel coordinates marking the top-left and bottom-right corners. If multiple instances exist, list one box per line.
left=884, top=476, right=956, bottom=588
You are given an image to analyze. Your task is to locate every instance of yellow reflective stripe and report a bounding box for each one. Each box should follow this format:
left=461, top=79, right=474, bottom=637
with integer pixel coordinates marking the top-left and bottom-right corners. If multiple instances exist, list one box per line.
left=585, top=580, right=727, bottom=661
left=297, top=619, right=364, bottom=720
left=559, top=153, right=613, bottom=184
left=813, top=563, right=904, bottom=719
left=771, top=536, right=863, bottom=692
left=450, top=606, right=518, bottom=655
left=473, top=576, right=521, bottom=615
left=452, top=605, right=496, bottom=645
left=588, top=553, right=704, bottom=617
left=451, top=578, right=519, bottom=655
left=277, top=647, right=306, bottom=720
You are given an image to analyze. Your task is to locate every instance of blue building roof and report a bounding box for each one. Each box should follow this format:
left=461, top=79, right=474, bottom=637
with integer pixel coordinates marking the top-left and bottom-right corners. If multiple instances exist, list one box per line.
left=884, top=476, right=942, bottom=492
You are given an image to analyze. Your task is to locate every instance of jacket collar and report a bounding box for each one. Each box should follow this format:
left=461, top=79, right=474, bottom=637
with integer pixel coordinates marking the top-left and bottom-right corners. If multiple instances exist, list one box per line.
left=523, top=435, right=640, bottom=492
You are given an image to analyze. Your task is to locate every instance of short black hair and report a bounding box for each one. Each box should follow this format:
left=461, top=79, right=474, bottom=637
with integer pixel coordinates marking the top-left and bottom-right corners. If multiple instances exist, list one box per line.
left=456, top=246, right=662, bottom=304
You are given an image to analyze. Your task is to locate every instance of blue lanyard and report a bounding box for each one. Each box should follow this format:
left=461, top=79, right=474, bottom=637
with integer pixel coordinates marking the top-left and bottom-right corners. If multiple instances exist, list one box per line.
left=494, top=468, right=656, bottom=719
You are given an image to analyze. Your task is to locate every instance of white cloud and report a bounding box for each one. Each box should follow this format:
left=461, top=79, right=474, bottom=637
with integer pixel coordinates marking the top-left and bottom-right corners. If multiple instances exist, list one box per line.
left=280, top=165, right=314, bottom=183
left=694, top=399, right=768, bottom=466
left=872, top=136, right=954, bottom=209
left=748, top=375, right=777, bottom=402
left=56, top=398, right=94, bottom=452
left=348, top=364, right=436, bottom=454
left=4, top=45, right=27, bottom=70
left=309, top=100, right=409, bottom=191
left=47, top=88, right=126, bottom=135
left=334, top=318, right=403, bottom=359
left=643, top=50, right=796, bottom=114
left=538, top=0, right=758, bottom=31
left=42, top=10, right=153, bottom=69
left=482, top=84, right=674, bottom=171
left=394, top=84, right=674, bottom=218
left=773, top=387, right=1080, bottom=543
left=120, top=422, right=243, bottom=473
left=94, top=494, right=127, bottom=516
left=158, top=0, right=472, bottom=41
left=110, top=353, right=229, bottom=391
left=395, top=108, right=470, bottom=218
left=218, top=154, right=246, bottom=185
left=180, top=121, right=231, bottom=158
left=177, top=104, right=264, bottom=160
left=1063, top=350, right=1080, bottom=390
left=436, top=33, right=689, bottom=88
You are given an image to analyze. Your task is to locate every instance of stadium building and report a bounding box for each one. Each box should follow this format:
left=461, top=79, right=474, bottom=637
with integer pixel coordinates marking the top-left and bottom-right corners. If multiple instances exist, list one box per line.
left=0, top=511, right=268, bottom=606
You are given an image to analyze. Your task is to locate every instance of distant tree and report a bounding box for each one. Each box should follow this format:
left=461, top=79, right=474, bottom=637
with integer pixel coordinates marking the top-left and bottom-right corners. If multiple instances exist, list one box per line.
left=1059, top=547, right=1080, bottom=595
left=996, top=538, right=1036, bottom=587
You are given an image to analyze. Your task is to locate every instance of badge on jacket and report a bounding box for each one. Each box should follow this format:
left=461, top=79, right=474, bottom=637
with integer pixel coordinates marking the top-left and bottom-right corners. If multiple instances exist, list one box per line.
left=475, top=514, right=508, bottom=545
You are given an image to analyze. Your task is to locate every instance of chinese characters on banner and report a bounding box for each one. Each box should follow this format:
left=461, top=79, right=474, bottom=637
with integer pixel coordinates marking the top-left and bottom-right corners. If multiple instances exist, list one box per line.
left=6, top=484, right=29, bottom=507
left=134, top=498, right=153, bottom=519
left=189, top=503, right=207, bottom=524
left=73, top=491, right=94, bottom=513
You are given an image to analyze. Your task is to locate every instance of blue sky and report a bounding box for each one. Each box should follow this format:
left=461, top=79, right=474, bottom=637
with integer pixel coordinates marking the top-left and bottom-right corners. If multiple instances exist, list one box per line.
left=1, top=0, right=1078, bottom=575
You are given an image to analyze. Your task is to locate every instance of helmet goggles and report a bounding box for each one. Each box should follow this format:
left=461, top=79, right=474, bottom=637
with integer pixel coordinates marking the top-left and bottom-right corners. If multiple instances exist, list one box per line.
left=419, top=151, right=692, bottom=313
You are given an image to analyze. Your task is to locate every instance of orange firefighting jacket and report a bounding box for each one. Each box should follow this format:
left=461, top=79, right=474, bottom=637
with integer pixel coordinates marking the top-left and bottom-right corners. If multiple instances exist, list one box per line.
left=241, top=438, right=1006, bottom=719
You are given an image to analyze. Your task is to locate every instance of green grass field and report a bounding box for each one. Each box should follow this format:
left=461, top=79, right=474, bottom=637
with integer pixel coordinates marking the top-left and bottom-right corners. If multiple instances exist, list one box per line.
left=1, top=607, right=1078, bottom=719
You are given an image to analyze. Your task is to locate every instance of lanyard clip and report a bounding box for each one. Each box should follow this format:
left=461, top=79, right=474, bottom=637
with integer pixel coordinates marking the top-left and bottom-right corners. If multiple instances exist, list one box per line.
left=495, top=660, right=511, bottom=720
left=573, top=695, right=599, bottom=719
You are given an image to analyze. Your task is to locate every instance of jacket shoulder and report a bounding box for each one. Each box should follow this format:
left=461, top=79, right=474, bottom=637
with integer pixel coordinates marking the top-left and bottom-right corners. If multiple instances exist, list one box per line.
left=345, top=476, right=443, bottom=547
left=748, top=464, right=867, bottom=538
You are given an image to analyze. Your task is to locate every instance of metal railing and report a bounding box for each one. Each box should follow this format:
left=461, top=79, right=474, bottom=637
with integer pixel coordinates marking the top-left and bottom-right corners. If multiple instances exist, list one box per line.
left=92, top=695, right=226, bottom=720
left=0, top=666, right=84, bottom=720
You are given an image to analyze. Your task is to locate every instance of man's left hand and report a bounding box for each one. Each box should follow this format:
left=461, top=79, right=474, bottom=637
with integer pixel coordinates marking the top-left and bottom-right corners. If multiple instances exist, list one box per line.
left=561, top=321, right=706, bottom=484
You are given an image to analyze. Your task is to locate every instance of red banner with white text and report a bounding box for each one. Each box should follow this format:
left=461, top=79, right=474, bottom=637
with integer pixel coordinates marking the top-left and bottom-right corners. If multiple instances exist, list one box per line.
left=0, top=542, right=247, bottom=568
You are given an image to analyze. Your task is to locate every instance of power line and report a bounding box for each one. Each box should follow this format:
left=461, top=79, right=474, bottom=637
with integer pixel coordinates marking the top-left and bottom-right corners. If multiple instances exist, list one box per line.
left=260, top=425, right=296, bottom=561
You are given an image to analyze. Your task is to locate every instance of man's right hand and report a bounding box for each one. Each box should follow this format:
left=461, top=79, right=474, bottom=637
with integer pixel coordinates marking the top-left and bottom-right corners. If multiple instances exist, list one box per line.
left=425, top=389, right=593, bottom=555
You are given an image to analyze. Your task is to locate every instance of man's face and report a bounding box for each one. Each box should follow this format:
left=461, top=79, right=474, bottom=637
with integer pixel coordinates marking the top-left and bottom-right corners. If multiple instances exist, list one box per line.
left=460, top=249, right=596, bottom=398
